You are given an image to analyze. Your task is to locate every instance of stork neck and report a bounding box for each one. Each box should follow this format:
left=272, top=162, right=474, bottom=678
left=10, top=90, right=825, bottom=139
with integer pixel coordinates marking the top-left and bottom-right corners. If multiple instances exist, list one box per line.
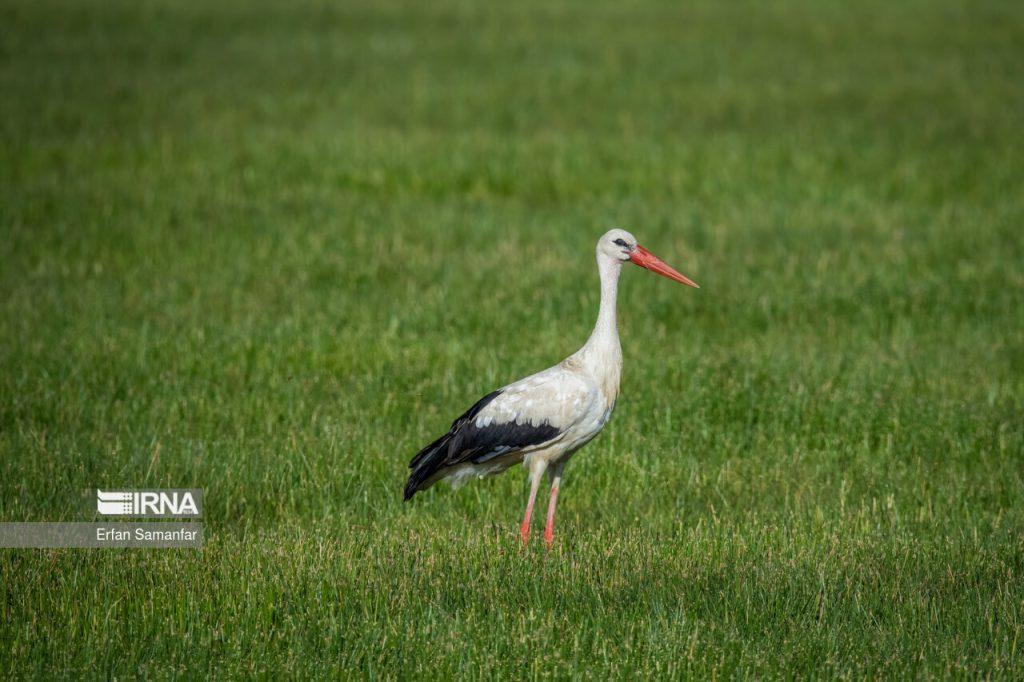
left=583, top=254, right=622, bottom=352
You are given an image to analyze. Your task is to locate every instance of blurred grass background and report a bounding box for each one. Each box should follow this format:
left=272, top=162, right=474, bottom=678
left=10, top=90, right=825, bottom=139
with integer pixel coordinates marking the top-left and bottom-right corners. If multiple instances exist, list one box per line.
left=1, top=0, right=1022, bottom=676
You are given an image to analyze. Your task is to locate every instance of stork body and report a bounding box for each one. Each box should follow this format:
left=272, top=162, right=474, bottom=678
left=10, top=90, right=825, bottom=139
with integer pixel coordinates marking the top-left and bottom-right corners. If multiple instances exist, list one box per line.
left=404, top=229, right=698, bottom=545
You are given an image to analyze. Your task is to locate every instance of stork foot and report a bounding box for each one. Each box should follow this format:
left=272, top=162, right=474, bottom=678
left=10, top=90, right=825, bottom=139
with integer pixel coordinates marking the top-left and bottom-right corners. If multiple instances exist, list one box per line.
left=519, top=522, right=531, bottom=545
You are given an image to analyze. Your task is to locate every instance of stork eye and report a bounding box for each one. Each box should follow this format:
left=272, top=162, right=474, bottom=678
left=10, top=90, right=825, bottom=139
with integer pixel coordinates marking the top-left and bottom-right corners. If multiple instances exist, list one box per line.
left=613, top=238, right=629, bottom=247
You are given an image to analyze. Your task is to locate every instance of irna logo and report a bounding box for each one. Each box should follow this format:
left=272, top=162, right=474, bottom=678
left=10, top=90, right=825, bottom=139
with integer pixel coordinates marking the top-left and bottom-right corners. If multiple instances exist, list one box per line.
left=96, top=489, right=202, bottom=518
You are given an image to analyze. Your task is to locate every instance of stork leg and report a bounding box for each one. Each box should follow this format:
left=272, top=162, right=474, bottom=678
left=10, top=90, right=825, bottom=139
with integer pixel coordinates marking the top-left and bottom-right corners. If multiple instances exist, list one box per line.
left=519, top=458, right=547, bottom=544
left=543, top=462, right=565, bottom=547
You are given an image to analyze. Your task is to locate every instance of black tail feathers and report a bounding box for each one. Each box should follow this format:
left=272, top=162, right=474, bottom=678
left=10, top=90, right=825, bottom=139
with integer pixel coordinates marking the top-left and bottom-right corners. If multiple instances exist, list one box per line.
left=403, top=433, right=451, bottom=501
left=403, top=389, right=504, bottom=501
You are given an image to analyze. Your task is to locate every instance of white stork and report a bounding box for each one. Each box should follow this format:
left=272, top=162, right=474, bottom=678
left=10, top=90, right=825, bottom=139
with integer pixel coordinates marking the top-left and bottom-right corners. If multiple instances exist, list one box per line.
left=404, top=229, right=698, bottom=545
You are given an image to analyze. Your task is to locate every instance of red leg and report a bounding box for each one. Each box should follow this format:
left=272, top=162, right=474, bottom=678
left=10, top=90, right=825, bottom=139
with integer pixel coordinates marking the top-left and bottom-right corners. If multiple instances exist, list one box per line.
left=543, top=467, right=563, bottom=547
left=520, top=463, right=545, bottom=543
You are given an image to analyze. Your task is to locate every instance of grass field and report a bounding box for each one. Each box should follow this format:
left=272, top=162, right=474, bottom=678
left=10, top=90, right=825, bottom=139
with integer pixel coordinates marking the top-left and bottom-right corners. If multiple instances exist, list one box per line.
left=2, top=0, right=1023, bottom=676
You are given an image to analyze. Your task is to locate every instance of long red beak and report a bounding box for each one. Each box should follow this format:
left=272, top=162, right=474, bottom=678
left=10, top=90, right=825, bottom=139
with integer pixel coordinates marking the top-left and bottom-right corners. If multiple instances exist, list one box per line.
left=630, top=245, right=699, bottom=288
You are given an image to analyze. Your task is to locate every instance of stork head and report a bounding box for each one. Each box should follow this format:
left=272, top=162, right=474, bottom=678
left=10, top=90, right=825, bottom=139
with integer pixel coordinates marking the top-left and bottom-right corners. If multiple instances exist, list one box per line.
left=598, top=229, right=699, bottom=288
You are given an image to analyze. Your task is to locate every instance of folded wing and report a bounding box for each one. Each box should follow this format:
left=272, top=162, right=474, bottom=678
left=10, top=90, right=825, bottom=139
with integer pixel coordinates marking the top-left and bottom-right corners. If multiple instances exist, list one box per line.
left=404, top=367, right=595, bottom=499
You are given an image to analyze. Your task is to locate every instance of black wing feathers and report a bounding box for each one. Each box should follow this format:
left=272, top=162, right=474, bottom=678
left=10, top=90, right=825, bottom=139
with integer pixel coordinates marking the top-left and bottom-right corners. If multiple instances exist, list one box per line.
left=404, top=390, right=502, bottom=500
left=404, top=389, right=561, bottom=500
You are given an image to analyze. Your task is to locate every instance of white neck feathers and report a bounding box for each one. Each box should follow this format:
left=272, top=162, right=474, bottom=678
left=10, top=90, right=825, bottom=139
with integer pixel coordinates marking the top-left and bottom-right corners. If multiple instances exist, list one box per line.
left=571, top=251, right=623, bottom=389
left=587, top=253, right=621, bottom=348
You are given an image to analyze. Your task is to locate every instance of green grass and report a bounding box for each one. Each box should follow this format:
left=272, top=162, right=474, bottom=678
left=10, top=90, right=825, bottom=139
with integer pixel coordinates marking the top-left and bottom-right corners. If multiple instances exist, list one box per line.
left=2, top=0, right=1022, bottom=676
